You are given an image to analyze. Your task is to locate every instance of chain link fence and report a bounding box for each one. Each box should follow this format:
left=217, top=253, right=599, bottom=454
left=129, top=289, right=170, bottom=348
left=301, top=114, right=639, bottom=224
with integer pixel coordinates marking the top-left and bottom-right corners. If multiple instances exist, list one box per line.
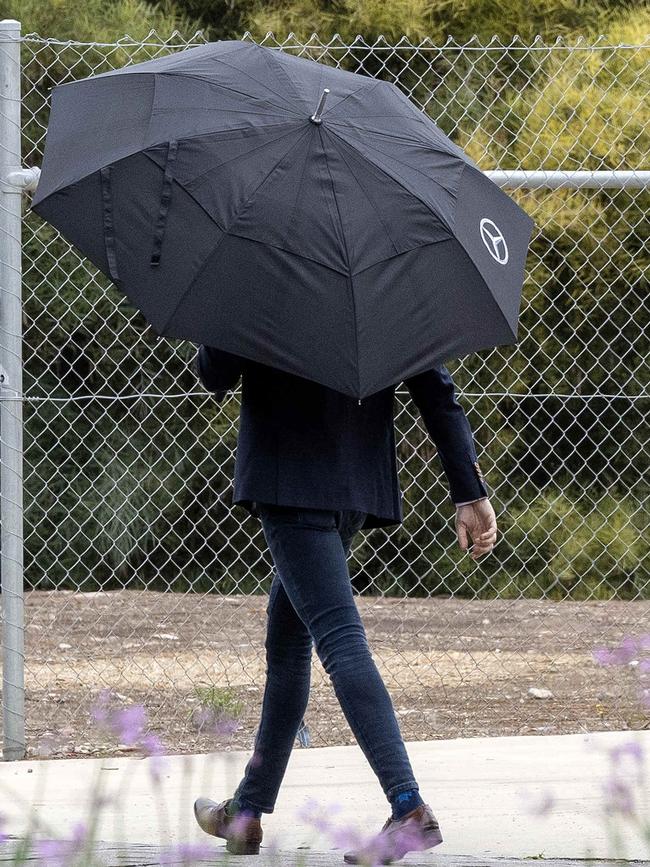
left=1, top=27, right=648, bottom=759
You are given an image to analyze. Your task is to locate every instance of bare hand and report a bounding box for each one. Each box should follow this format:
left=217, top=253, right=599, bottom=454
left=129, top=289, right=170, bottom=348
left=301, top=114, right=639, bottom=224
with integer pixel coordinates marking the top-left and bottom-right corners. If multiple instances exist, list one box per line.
left=455, top=499, right=497, bottom=560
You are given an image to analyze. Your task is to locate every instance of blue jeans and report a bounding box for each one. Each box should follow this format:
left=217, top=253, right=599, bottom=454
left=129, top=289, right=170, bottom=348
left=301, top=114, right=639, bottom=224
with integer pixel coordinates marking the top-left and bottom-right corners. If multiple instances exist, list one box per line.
left=232, top=503, right=420, bottom=813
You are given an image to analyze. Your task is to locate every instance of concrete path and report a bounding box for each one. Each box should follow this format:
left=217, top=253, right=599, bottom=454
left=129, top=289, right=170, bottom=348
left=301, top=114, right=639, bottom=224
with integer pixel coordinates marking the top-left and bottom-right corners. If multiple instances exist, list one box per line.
left=1, top=842, right=646, bottom=866
left=1, top=730, right=648, bottom=863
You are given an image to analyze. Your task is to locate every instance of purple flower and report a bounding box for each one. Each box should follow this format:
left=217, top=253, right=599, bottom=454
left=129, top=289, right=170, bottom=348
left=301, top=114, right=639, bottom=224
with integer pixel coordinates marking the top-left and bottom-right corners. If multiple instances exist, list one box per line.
left=593, top=635, right=650, bottom=719
left=298, top=799, right=405, bottom=865
left=0, top=812, right=7, bottom=845
left=360, top=830, right=396, bottom=865
left=89, top=688, right=113, bottom=725
left=593, top=636, right=640, bottom=666
left=139, top=731, right=167, bottom=783
left=158, top=841, right=216, bottom=864
left=91, top=693, right=167, bottom=764
left=609, top=739, right=644, bottom=768
left=602, top=777, right=636, bottom=816
left=228, top=811, right=262, bottom=836
left=113, top=704, right=147, bottom=745
left=191, top=705, right=241, bottom=738
left=393, top=820, right=430, bottom=852
left=34, top=821, right=88, bottom=866
left=216, top=716, right=240, bottom=737
left=140, top=731, right=164, bottom=756
left=296, top=797, right=343, bottom=834
left=91, top=691, right=146, bottom=744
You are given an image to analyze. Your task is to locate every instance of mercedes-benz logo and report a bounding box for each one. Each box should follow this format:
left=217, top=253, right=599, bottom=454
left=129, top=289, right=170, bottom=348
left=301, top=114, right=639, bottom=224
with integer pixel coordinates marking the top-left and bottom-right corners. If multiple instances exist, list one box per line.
left=479, top=218, right=509, bottom=265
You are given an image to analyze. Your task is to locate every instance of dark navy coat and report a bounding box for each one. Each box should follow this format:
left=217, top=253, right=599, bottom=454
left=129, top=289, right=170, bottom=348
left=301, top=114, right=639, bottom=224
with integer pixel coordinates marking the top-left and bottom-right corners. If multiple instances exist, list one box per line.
left=195, top=345, right=488, bottom=530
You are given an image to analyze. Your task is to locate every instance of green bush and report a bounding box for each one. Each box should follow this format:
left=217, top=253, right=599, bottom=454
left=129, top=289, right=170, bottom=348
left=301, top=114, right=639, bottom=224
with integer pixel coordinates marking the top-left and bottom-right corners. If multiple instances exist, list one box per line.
left=15, top=6, right=650, bottom=599
left=501, top=489, right=649, bottom=599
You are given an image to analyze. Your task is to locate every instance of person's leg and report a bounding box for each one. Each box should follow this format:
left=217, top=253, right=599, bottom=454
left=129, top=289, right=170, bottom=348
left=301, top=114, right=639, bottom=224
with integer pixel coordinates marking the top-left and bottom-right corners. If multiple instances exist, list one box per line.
left=238, top=504, right=420, bottom=811
left=232, top=508, right=366, bottom=814
left=337, top=508, right=366, bottom=558
left=231, top=565, right=314, bottom=814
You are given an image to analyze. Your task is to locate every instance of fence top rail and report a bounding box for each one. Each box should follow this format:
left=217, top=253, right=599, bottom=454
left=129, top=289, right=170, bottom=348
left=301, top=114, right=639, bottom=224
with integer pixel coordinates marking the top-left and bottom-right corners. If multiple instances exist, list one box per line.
left=487, top=170, right=650, bottom=190
left=10, top=28, right=650, bottom=51
left=9, top=167, right=650, bottom=194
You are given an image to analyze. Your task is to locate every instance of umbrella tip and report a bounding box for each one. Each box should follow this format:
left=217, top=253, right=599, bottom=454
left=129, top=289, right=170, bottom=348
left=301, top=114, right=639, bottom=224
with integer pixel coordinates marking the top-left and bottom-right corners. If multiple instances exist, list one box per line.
left=310, top=88, right=330, bottom=125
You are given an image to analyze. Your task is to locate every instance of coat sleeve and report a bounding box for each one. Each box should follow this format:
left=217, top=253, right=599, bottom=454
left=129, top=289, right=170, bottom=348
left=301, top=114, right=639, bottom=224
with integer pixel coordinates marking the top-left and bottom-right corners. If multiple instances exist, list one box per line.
left=194, top=344, right=244, bottom=402
left=404, top=365, right=489, bottom=505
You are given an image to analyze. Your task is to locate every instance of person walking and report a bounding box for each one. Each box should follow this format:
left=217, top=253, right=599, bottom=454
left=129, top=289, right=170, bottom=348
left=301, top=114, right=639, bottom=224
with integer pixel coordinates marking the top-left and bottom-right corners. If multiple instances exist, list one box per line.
left=192, top=344, right=497, bottom=864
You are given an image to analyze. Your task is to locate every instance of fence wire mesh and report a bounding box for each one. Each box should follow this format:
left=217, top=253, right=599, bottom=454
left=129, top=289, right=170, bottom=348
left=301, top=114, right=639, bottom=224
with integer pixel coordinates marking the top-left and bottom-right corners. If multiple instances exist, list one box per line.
left=3, top=29, right=649, bottom=758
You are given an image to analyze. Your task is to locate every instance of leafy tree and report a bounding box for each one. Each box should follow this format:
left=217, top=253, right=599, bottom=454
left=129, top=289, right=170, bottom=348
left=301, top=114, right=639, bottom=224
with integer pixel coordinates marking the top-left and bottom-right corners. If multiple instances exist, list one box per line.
left=13, top=2, right=650, bottom=596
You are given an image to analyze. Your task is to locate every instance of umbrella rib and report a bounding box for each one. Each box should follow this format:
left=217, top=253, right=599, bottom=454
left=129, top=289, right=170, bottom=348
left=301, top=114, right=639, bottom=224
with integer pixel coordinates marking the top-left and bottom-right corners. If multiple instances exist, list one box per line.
left=317, top=127, right=361, bottom=398
left=327, top=116, right=463, bottom=157
left=179, top=124, right=303, bottom=188
left=320, top=77, right=383, bottom=120
left=349, top=236, right=451, bottom=279
left=156, top=230, right=230, bottom=339
left=154, top=127, right=316, bottom=337
left=262, top=46, right=312, bottom=112
left=36, top=121, right=302, bottom=208
left=210, top=56, right=304, bottom=115
left=169, top=119, right=301, bottom=141
left=159, top=70, right=303, bottom=117
left=328, top=126, right=520, bottom=333
left=331, top=124, right=461, bottom=197
left=323, top=127, right=400, bottom=260
left=222, top=125, right=312, bottom=233
left=86, top=40, right=246, bottom=83
left=284, top=126, right=317, bottom=247
left=325, top=125, right=459, bottom=229
left=141, top=127, right=350, bottom=275
left=153, top=105, right=298, bottom=119
left=140, top=155, right=350, bottom=276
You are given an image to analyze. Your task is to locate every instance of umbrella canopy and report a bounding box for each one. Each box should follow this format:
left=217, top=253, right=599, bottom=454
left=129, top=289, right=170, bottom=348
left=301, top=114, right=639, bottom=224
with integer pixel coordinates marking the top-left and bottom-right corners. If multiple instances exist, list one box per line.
left=31, top=40, right=534, bottom=400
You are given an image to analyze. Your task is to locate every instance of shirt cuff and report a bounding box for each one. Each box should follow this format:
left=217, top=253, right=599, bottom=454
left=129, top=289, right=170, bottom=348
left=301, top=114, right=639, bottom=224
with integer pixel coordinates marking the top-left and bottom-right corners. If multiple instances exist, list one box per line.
left=454, top=496, right=488, bottom=507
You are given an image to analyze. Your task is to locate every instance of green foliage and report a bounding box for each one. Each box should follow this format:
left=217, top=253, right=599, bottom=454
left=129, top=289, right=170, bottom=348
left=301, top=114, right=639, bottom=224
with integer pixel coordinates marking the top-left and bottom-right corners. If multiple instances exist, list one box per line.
left=16, top=6, right=650, bottom=599
left=3, top=0, right=201, bottom=44
left=243, top=0, right=629, bottom=45
left=193, top=685, right=244, bottom=717
left=160, top=0, right=259, bottom=40
left=351, top=485, right=648, bottom=601
left=469, top=9, right=650, bottom=171
left=503, top=489, right=649, bottom=598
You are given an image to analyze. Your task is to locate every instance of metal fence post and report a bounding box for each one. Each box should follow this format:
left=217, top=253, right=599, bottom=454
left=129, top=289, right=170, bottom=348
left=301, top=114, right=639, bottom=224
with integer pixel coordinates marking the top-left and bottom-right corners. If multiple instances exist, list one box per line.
left=0, top=18, right=25, bottom=762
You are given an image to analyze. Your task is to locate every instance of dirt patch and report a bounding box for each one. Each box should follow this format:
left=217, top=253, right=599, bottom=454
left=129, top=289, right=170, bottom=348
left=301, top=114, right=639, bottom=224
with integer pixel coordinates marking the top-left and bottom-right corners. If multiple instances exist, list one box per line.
left=3, top=590, right=647, bottom=759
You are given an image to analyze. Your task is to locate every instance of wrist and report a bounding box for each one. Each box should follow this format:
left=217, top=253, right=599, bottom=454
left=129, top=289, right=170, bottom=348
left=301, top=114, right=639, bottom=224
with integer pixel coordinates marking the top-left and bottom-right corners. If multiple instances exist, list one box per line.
left=455, top=496, right=488, bottom=507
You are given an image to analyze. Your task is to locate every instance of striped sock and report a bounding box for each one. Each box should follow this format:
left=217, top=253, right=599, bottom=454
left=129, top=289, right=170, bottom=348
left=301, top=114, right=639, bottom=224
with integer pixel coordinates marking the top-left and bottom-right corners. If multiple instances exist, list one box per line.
left=390, top=788, right=424, bottom=820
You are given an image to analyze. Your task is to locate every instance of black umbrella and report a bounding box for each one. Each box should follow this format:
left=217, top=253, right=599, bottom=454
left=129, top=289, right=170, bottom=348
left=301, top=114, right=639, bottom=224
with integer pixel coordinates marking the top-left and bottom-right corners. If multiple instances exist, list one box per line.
left=31, top=40, right=534, bottom=399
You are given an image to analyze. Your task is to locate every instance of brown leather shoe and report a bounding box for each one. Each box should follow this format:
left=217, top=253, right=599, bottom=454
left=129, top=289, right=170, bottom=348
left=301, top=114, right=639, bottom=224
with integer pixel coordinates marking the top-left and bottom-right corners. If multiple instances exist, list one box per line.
left=343, top=803, right=443, bottom=864
left=193, top=796, right=263, bottom=855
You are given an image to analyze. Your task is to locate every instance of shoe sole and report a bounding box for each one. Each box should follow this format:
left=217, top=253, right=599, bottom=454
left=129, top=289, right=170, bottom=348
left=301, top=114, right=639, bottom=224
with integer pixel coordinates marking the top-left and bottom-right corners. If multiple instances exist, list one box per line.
left=194, top=802, right=262, bottom=855
left=226, top=838, right=262, bottom=855
left=343, top=825, right=443, bottom=864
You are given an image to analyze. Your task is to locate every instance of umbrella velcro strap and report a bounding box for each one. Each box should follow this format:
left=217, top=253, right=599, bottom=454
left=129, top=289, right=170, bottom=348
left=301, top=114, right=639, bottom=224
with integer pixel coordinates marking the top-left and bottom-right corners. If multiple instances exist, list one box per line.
left=100, top=165, right=121, bottom=286
left=150, top=139, right=179, bottom=267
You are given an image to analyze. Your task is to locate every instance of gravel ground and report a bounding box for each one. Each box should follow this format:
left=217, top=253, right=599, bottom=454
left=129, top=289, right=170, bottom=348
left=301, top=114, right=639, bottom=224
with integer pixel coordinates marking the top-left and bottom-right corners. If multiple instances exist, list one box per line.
left=5, top=590, right=648, bottom=759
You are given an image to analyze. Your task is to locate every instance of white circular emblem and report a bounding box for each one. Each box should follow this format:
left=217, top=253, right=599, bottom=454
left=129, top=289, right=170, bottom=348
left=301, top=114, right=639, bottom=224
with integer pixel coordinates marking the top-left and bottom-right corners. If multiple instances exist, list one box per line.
left=479, top=218, right=509, bottom=265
